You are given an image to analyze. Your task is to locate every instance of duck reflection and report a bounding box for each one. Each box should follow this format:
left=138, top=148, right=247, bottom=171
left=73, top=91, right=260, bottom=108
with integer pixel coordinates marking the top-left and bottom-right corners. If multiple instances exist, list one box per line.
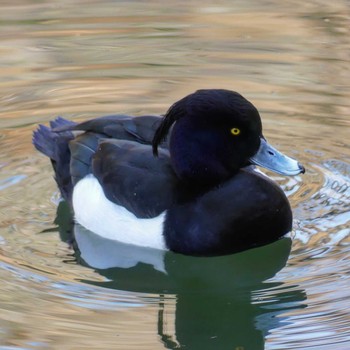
left=55, top=202, right=306, bottom=350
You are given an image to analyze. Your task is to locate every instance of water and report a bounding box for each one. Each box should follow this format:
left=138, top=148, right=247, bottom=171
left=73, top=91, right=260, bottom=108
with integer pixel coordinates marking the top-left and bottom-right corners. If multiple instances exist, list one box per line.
left=0, top=0, right=350, bottom=349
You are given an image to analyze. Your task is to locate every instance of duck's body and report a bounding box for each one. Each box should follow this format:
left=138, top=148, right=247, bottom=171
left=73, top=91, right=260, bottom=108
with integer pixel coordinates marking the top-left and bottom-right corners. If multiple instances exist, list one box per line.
left=33, top=89, right=304, bottom=256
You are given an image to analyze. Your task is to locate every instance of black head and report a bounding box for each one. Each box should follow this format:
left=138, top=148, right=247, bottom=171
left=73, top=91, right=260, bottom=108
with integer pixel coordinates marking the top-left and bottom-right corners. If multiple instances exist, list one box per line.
left=153, top=89, right=262, bottom=185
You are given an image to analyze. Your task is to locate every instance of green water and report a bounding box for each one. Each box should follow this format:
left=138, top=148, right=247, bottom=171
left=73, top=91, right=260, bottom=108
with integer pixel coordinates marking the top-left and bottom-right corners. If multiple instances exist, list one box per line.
left=0, top=1, right=350, bottom=349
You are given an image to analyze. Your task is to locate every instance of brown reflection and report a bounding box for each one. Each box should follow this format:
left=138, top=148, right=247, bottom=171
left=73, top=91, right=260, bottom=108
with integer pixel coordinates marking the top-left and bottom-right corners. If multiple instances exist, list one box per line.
left=0, top=0, right=350, bottom=349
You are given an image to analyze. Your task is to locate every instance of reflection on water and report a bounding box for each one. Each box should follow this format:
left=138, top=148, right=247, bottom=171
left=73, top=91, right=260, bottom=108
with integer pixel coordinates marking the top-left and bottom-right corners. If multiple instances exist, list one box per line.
left=0, top=0, right=350, bottom=349
left=55, top=205, right=307, bottom=350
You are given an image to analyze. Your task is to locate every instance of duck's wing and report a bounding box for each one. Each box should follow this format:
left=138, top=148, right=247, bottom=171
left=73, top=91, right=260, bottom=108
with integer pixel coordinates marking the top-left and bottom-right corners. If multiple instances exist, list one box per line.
left=54, top=114, right=163, bottom=145
left=58, top=114, right=167, bottom=200
left=90, top=139, right=178, bottom=218
left=35, top=115, right=167, bottom=203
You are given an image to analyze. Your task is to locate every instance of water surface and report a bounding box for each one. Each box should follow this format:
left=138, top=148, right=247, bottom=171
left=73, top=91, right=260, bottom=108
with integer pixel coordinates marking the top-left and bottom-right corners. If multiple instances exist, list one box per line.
left=0, top=1, right=350, bottom=349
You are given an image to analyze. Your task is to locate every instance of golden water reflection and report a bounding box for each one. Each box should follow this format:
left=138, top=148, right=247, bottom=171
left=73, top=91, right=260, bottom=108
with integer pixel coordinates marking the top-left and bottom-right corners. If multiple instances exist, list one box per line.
left=0, top=0, right=350, bottom=349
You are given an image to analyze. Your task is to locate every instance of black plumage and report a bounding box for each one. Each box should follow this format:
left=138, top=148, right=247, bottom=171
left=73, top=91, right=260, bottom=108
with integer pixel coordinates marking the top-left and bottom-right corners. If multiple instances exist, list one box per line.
left=33, top=89, right=304, bottom=256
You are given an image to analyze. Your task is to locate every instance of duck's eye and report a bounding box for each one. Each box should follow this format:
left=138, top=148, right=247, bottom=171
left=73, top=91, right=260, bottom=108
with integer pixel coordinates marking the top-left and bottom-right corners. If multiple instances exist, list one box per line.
left=230, top=128, right=241, bottom=136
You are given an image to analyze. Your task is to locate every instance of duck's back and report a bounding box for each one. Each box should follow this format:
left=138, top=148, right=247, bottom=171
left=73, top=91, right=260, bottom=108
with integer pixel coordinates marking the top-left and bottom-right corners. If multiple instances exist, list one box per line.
left=33, top=115, right=163, bottom=203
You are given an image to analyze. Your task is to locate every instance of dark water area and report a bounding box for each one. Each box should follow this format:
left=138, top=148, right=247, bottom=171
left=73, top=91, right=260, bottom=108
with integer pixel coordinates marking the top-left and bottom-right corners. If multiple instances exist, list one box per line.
left=0, top=1, right=350, bottom=349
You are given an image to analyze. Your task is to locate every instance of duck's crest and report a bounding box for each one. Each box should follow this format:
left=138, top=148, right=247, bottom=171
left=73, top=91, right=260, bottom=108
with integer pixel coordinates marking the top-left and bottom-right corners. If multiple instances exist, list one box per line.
left=152, top=96, right=187, bottom=156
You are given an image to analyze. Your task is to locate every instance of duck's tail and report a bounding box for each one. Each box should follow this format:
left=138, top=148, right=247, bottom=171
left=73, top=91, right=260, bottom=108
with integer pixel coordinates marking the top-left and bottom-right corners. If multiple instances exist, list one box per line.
left=33, top=117, right=76, bottom=202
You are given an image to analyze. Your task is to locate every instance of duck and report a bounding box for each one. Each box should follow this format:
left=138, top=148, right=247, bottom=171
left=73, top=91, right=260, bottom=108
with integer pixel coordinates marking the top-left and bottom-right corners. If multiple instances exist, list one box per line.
left=33, top=89, right=305, bottom=256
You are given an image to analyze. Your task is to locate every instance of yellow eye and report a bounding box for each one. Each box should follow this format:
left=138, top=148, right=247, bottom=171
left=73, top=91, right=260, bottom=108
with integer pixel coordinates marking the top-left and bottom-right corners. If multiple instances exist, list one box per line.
left=230, top=128, right=241, bottom=136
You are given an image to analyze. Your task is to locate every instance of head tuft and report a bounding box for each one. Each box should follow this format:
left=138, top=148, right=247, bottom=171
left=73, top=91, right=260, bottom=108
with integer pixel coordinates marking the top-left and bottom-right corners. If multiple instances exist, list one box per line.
left=152, top=96, right=187, bottom=156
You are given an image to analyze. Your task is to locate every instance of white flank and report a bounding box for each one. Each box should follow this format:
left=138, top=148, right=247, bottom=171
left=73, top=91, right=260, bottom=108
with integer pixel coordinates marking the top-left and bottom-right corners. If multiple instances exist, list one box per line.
left=72, top=175, right=167, bottom=250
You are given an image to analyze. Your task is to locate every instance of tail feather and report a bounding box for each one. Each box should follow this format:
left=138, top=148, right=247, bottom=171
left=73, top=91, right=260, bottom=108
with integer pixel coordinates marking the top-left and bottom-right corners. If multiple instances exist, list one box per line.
left=32, top=124, right=57, bottom=160
left=50, top=116, right=76, bottom=130
left=33, top=117, right=76, bottom=201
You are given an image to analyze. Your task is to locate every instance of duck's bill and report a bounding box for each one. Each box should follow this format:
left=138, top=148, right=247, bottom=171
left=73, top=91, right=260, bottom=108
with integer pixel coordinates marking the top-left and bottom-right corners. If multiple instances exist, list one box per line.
left=250, top=138, right=305, bottom=176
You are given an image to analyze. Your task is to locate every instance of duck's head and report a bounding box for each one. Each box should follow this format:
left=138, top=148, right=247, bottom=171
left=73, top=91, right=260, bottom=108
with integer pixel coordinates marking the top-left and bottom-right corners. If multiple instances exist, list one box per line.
left=153, top=89, right=304, bottom=185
